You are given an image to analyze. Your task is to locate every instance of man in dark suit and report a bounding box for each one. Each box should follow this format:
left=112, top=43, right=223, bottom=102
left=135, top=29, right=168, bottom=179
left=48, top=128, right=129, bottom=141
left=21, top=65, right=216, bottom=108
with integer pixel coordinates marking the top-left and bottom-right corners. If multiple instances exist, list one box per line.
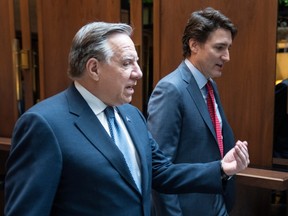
left=4, top=21, right=249, bottom=216
left=148, top=7, right=240, bottom=216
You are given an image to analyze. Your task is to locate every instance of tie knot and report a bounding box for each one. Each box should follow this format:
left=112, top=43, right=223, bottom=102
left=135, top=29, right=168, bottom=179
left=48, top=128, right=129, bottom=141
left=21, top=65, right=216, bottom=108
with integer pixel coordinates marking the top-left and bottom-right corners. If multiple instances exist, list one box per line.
left=206, top=80, right=213, bottom=92
left=104, top=106, right=115, bottom=118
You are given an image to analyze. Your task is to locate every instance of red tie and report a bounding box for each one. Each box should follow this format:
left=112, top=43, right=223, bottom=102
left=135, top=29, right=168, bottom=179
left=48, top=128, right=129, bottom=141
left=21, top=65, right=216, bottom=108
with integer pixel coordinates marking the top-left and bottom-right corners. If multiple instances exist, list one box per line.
left=206, top=81, right=224, bottom=158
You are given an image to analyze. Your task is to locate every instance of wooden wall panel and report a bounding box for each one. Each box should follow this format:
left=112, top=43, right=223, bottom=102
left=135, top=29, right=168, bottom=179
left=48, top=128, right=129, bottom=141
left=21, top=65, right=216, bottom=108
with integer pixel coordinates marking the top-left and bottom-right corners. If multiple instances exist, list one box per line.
left=130, top=0, right=143, bottom=111
left=0, top=0, right=18, bottom=137
left=154, top=0, right=278, bottom=167
left=37, top=0, right=121, bottom=99
left=216, top=1, right=277, bottom=168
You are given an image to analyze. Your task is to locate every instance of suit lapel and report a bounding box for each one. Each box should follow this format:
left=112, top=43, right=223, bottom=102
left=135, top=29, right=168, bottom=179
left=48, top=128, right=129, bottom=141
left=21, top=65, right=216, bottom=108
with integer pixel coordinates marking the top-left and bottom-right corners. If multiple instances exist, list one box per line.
left=66, top=85, right=141, bottom=194
left=179, top=63, right=217, bottom=140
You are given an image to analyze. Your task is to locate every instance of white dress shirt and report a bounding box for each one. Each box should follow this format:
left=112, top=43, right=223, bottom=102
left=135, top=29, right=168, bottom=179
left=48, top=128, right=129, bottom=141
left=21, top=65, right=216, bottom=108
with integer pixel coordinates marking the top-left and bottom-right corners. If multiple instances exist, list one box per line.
left=74, top=81, right=142, bottom=190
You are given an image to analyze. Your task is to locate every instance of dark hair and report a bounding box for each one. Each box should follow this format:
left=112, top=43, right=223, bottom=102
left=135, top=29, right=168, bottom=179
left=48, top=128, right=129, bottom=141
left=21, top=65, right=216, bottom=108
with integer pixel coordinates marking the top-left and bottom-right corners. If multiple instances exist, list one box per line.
left=182, top=7, right=237, bottom=58
left=68, top=22, right=132, bottom=78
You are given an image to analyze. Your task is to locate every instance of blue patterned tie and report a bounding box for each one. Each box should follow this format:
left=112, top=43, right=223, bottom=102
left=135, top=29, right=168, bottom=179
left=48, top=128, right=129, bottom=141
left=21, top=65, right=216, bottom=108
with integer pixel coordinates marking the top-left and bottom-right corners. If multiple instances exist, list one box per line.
left=104, top=106, right=141, bottom=192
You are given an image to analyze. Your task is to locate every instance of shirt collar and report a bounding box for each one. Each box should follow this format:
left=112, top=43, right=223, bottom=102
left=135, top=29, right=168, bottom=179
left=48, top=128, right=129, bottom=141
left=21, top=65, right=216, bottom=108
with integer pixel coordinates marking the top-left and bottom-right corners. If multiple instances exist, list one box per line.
left=74, top=81, right=107, bottom=115
left=184, top=59, right=208, bottom=90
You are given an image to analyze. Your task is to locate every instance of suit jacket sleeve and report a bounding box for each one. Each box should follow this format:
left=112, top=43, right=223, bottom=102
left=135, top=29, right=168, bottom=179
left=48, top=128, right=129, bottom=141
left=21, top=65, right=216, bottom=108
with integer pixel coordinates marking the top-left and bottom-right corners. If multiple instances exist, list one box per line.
left=148, top=80, right=184, bottom=215
left=128, top=104, right=223, bottom=195
left=150, top=132, right=223, bottom=194
left=5, top=112, right=62, bottom=216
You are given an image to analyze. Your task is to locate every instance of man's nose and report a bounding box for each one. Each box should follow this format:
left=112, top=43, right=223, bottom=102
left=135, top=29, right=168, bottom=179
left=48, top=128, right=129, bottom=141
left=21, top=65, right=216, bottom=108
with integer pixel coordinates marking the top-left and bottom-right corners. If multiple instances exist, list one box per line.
left=222, top=50, right=230, bottom=62
left=133, top=63, right=143, bottom=80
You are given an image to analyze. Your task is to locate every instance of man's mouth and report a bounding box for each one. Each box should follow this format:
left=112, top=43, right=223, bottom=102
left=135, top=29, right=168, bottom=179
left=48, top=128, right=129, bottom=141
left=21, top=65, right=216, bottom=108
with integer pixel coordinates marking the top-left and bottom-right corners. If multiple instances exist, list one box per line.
left=216, top=63, right=223, bottom=70
left=125, top=83, right=137, bottom=94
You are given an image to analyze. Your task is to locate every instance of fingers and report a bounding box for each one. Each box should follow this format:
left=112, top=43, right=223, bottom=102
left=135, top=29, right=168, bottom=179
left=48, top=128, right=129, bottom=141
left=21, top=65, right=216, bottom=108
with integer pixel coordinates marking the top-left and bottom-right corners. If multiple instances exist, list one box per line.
left=234, top=142, right=250, bottom=168
left=237, top=143, right=249, bottom=160
left=235, top=140, right=248, bottom=149
left=222, top=140, right=250, bottom=175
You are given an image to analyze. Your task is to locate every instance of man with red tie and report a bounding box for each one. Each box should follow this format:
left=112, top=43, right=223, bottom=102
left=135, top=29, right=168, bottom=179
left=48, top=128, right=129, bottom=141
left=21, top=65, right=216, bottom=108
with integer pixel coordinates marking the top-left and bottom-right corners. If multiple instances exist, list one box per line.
left=148, top=7, right=242, bottom=216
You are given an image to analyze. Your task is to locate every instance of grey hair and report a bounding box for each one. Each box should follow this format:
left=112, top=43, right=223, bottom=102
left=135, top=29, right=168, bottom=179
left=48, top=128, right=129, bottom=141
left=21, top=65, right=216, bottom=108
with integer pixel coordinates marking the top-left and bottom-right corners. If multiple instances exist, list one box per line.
left=68, top=22, right=133, bottom=78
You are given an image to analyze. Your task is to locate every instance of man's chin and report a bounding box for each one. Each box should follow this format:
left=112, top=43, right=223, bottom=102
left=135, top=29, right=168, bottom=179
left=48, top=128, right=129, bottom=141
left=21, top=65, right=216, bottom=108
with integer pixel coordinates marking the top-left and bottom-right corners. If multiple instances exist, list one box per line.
left=119, top=97, right=132, bottom=105
left=213, top=71, right=222, bottom=78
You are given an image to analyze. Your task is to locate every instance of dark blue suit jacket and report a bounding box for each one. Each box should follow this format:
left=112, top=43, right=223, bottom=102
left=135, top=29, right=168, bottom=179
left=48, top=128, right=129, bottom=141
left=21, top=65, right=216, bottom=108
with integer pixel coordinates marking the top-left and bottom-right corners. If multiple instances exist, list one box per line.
left=148, top=62, right=236, bottom=216
left=5, top=83, right=224, bottom=216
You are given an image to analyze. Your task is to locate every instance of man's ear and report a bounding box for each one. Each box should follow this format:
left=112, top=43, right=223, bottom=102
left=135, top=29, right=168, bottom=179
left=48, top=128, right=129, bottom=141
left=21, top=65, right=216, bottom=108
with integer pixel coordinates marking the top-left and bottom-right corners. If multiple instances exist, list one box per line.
left=189, top=39, right=199, bottom=54
left=86, top=58, right=99, bottom=81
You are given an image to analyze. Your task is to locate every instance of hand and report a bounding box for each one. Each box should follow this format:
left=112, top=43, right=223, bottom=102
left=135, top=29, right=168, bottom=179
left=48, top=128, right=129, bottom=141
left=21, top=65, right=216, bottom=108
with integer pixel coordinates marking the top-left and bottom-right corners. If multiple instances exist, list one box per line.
left=221, top=140, right=250, bottom=176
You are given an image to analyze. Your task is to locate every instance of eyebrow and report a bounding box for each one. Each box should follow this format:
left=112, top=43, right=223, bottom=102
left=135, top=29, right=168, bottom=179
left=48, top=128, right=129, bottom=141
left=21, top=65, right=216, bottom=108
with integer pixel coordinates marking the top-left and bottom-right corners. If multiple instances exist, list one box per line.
left=215, top=42, right=232, bottom=47
left=121, top=54, right=139, bottom=61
